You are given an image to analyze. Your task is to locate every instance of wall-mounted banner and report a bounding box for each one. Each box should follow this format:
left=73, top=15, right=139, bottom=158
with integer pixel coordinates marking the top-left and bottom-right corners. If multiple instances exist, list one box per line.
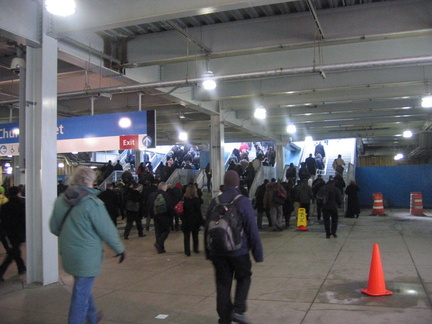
left=0, top=110, right=156, bottom=156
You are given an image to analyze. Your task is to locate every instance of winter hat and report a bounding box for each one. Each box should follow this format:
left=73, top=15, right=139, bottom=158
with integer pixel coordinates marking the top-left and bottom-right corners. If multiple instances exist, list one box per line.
left=175, top=182, right=182, bottom=189
left=224, top=170, right=240, bottom=188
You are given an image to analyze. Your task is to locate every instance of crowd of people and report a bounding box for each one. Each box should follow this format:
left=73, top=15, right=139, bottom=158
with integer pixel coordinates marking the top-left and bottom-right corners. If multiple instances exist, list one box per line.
left=257, top=151, right=359, bottom=239
left=0, top=142, right=362, bottom=323
left=52, top=166, right=261, bottom=323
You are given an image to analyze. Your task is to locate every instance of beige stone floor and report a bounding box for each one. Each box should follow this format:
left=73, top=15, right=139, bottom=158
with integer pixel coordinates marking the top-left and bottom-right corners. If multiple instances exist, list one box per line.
left=0, top=208, right=432, bottom=323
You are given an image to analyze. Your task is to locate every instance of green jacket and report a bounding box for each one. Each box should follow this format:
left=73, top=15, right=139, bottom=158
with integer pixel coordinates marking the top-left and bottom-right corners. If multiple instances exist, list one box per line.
left=50, top=185, right=124, bottom=277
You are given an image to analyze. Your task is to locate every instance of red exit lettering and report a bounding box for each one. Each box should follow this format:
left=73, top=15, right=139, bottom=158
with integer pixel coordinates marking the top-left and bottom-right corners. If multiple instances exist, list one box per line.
left=120, top=135, right=138, bottom=149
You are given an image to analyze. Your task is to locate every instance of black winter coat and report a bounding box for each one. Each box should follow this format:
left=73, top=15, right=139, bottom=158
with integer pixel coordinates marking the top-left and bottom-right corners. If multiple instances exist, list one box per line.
left=182, top=197, right=203, bottom=231
left=1, top=196, right=25, bottom=244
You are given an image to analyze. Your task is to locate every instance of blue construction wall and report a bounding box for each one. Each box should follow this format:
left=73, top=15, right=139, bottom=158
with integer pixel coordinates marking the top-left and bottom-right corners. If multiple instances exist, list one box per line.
left=356, top=164, right=432, bottom=208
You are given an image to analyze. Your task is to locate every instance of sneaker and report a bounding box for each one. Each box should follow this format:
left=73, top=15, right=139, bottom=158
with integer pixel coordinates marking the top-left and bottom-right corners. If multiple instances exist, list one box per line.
left=332, top=234, right=338, bottom=238
left=232, top=312, right=250, bottom=324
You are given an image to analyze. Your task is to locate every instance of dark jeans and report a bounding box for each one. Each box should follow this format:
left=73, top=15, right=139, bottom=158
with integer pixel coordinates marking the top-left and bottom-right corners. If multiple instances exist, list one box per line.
left=154, top=215, right=171, bottom=252
left=316, top=201, right=323, bottom=220
left=323, top=208, right=338, bottom=236
left=124, top=212, right=144, bottom=238
left=0, top=231, right=10, bottom=253
left=211, top=254, right=252, bottom=323
left=172, top=213, right=180, bottom=231
left=256, top=209, right=271, bottom=228
left=0, top=240, right=26, bottom=278
left=183, top=227, right=199, bottom=255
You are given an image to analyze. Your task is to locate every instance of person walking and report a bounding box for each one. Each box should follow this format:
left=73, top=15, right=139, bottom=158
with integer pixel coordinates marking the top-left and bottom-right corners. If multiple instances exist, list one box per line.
left=148, top=182, right=173, bottom=254
left=0, top=186, right=10, bottom=256
left=98, top=182, right=121, bottom=226
left=205, top=163, right=212, bottom=192
left=318, top=179, right=342, bottom=238
left=205, top=170, right=263, bottom=324
left=264, top=178, right=286, bottom=231
left=312, top=175, right=326, bottom=221
left=181, top=184, right=203, bottom=256
left=345, top=179, right=360, bottom=218
left=0, top=186, right=26, bottom=281
left=123, top=183, right=145, bottom=239
left=255, top=179, right=271, bottom=229
left=285, top=163, right=297, bottom=183
left=314, top=142, right=326, bottom=162
left=50, top=166, right=125, bottom=323
left=332, top=154, right=346, bottom=174
left=305, top=153, right=317, bottom=177
left=294, top=179, right=313, bottom=221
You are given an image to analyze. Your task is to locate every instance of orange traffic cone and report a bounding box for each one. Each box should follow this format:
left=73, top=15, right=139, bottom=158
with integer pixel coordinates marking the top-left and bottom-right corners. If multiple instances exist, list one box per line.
left=361, top=244, right=393, bottom=296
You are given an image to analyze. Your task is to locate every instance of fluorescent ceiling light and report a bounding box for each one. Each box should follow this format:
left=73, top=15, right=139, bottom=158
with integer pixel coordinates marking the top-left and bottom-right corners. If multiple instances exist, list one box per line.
left=254, top=107, right=266, bottom=119
left=286, top=124, right=296, bottom=134
left=45, top=0, right=76, bottom=16
left=179, top=131, right=188, bottom=141
left=118, top=117, right=132, bottom=128
left=202, top=71, right=217, bottom=90
left=305, top=135, right=313, bottom=142
left=403, top=130, right=412, bottom=138
left=421, top=95, right=432, bottom=108
left=394, top=153, right=404, bottom=160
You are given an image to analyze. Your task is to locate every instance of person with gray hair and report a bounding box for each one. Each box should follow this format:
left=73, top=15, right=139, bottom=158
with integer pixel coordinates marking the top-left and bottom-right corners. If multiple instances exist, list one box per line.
left=50, top=166, right=125, bottom=323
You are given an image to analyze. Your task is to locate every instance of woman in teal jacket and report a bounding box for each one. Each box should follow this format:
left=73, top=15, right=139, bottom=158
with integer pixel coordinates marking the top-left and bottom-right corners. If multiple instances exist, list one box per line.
left=50, top=166, right=125, bottom=324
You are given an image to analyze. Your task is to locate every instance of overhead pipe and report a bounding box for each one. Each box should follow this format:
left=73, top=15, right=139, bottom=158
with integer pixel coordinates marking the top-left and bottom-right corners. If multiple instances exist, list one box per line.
left=138, top=92, right=143, bottom=111
left=305, top=0, right=325, bottom=40
left=165, top=20, right=212, bottom=55
left=2, top=55, right=432, bottom=105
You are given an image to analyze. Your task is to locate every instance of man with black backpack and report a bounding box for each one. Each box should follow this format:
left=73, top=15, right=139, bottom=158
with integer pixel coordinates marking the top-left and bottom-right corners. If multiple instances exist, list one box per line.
left=205, top=170, right=263, bottom=324
left=318, top=179, right=342, bottom=238
left=148, top=182, right=173, bottom=254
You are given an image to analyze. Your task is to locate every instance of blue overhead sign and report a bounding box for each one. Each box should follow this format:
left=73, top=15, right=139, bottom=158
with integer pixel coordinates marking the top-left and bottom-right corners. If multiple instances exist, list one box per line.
left=0, top=110, right=156, bottom=155
left=56, top=111, right=153, bottom=140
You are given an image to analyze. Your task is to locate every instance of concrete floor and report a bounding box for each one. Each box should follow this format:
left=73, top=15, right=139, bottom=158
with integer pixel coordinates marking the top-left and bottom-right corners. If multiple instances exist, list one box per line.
left=0, top=208, right=431, bottom=323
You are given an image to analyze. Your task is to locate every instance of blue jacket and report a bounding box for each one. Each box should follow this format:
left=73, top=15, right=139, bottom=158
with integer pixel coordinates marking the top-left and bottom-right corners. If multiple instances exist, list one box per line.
left=50, top=186, right=124, bottom=277
left=205, top=186, right=264, bottom=262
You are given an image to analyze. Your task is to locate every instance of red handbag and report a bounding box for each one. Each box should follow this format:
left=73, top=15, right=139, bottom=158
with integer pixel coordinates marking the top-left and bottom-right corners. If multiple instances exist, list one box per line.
left=174, top=200, right=184, bottom=215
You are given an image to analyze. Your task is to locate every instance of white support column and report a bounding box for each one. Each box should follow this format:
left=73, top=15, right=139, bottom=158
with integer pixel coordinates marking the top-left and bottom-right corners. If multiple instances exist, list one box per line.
left=25, top=21, right=59, bottom=285
left=210, top=114, right=224, bottom=198
left=276, top=143, right=284, bottom=181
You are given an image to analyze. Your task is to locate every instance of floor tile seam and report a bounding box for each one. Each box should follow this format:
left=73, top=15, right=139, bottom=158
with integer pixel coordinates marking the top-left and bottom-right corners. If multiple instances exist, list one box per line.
left=0, top=305, right=67, bottom=314
left=105, top=273, right=204, bottom=292
left=297, top=216, right=357, bottom=324
left=398, top=224, right=432, bottom=308
left=0, top=283, right=27, bottom=297
left=309, top=302, right=432, bottom=310
left=102, top=288, right=215, bottom=299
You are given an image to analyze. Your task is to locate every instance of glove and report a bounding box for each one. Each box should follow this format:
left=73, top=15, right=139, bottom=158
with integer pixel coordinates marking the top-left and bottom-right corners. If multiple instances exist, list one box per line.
left=116, top=252, right=125, bottom=264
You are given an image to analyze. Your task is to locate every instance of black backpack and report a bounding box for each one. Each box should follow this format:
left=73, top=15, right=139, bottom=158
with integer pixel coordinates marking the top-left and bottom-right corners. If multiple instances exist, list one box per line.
left=317, top=185, right=330, bottom=206
left=206, top=195, right=243, bottom=253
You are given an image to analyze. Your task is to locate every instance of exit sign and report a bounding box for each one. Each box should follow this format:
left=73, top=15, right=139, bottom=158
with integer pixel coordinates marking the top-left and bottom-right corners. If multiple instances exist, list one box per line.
left=120, top=135, right=139, bottom=149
